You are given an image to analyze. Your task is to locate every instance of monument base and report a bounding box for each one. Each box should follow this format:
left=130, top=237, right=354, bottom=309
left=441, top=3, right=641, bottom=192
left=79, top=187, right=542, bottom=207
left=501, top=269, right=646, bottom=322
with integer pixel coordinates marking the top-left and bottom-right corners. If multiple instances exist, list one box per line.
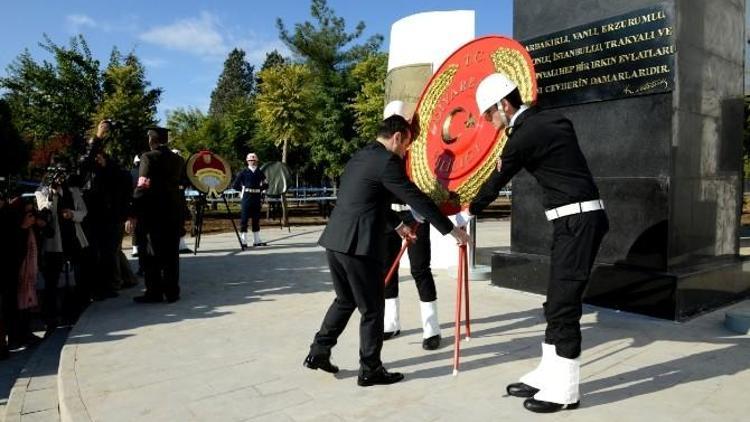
left=491, top=251, right=750, bottom=321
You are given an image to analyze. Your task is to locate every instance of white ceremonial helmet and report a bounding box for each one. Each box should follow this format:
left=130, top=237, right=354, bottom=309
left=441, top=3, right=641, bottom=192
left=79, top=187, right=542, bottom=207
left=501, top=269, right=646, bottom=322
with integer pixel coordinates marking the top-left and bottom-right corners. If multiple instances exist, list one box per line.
left=475, top=73, right=518, bottom=115
left=383, top=100, right=406, bottom=119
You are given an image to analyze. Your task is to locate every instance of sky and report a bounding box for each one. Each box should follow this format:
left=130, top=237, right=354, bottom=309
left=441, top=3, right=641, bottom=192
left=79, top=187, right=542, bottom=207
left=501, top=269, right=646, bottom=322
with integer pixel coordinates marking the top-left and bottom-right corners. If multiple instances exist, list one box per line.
left=0, top=0, right=514, bottom=124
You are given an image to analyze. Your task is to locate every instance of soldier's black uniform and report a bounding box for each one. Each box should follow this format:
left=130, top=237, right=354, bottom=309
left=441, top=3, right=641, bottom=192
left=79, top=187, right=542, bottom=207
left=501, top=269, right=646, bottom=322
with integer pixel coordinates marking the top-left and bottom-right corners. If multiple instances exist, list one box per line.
left=232, top=168, right=267, bottom=234
left=470, top=106, right=609, bottom=359
left=133, top=145, right=185, bottom=302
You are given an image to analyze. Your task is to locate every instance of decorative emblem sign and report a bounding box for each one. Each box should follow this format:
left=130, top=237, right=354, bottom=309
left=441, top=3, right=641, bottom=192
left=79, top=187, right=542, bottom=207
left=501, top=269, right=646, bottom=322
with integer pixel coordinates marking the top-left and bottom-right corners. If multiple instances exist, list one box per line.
left=186, top=150, right=232, bottom=197
left=407, top=36, right=537, bottom=214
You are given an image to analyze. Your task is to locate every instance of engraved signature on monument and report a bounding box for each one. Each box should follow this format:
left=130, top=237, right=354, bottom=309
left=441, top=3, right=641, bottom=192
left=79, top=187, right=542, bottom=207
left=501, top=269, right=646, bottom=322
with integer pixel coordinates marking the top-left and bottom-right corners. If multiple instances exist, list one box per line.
left=623, top=78, right=669, bottom=95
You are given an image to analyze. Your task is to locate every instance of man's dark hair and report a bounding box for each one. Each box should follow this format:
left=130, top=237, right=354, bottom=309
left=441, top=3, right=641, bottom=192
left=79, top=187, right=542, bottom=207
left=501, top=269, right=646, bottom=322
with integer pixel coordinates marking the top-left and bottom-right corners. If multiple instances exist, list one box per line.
left=147, top=128, right=169, bottom=144
left=505, top=88, right=524, bottom=109
left=377, top=115, right=411, bottom=140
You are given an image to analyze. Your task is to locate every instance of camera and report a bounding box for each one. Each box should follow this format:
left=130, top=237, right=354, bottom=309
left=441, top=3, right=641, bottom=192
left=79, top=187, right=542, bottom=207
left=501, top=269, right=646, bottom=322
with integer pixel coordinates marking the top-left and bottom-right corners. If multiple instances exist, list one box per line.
left=44, top=165, right=70, bottom=186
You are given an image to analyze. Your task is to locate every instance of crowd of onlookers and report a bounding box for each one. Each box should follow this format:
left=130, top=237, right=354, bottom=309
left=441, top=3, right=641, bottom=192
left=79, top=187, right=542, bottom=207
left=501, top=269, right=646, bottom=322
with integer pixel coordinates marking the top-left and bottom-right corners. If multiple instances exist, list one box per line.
left=1, top=124, right=141, bottom=359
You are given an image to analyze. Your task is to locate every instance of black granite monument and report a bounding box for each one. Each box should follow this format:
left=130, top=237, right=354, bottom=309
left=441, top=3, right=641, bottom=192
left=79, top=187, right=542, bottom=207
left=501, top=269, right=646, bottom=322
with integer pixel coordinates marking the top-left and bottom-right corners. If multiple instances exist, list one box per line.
left=493, top=0, right=749, bottom=320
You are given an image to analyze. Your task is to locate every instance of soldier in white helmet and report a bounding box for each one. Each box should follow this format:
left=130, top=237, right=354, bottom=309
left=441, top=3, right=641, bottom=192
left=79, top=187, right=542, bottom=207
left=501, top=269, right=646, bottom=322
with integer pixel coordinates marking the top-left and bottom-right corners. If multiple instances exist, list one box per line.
left=232, top=153, right=268, bottom=247
left=466, top=73, right=609, bottom=413
left=381, top=100, right=442, bottom=351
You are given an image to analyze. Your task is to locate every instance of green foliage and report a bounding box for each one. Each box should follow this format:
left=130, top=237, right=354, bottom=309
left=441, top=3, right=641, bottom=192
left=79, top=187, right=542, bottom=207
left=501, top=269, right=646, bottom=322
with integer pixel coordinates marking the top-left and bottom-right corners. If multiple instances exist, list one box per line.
left=166, top=101, right=265, bottom=172
left=350, top=53, right=387, bottom=144
left=209, top=48, right=255, bottom=116
left=1, top=34, right=101, bottom=160
left=1, top=34, right=163, bottom=174
left=256, top=50, right=287, bottom=87
left=255, top=64, right=315, bottom=163
left=91, top=51, right=161, bottom=165
left=275, top=0, right=383, bottom=178
left=276, top=0, right=382, bottom=75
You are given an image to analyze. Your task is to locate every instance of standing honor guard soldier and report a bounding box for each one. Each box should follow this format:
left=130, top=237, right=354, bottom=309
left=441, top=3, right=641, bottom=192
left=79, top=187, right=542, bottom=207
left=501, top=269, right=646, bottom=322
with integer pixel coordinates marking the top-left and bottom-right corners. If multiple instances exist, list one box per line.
left=467, top=73, right=609, bottom=413
left=381, top=101, right=442, bottom=351
left=232, top=153, right=268, bottom=247
left=129, top=127, right=186, bottom=304
left=303, top=115, right=470, bottom=387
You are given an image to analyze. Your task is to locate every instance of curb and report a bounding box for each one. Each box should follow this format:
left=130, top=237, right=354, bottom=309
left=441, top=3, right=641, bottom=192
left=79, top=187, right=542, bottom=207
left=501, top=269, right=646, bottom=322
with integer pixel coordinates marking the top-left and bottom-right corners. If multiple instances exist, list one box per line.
left=4, top=328, right=70, bottom=422
left=57, top=311, right=94, bottom=422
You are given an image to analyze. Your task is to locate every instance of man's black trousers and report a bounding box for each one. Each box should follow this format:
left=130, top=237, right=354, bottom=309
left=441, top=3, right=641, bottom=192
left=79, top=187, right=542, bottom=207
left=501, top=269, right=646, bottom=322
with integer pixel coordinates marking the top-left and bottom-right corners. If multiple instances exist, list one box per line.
left=310, top=250, right=384, bottom=374
left=142, top=228, right=180, bottom=300
left=383, top=222, right=436, bottom=302
left=240, top=194, right=261, bottom=232
left=545, top=210, right=609, bottom=359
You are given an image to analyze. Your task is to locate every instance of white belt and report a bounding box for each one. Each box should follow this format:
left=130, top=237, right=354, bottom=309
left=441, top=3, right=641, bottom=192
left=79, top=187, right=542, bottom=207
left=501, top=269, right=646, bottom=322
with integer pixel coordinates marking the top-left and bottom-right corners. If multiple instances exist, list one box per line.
left=243, top=188, right=262, bottom=194
left=545, top=199, right=604, bottom=221
left=391, top=204, right=409, bottom=212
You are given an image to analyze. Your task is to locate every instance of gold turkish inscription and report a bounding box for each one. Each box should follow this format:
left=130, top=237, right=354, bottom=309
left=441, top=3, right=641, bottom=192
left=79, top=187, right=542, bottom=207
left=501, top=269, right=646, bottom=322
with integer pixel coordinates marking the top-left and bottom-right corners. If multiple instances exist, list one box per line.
left=529, top=7, right=674, bottom=96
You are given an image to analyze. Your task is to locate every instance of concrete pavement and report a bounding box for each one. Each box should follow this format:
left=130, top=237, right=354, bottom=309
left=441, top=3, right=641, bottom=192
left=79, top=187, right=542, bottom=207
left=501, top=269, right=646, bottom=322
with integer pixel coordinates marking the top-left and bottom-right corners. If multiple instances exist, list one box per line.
left=55, top=219, right=750, bottom=421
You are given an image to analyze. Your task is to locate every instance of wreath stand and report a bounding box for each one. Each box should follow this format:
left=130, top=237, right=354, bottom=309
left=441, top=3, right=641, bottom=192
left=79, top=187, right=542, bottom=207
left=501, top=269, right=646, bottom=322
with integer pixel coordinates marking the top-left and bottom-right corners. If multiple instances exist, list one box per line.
left=193, top=192, right=245, bottom=254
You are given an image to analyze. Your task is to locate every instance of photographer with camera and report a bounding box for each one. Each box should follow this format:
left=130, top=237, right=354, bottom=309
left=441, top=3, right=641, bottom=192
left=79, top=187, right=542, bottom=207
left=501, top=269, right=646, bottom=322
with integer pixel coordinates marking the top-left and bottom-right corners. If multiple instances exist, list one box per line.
left=35, top=158, right=90, bottom=333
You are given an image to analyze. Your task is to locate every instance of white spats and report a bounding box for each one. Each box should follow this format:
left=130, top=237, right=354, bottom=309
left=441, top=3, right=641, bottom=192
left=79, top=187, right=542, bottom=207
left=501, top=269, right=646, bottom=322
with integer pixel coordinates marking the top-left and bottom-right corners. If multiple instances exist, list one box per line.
left=420, top=300, right=440, bottom=338
left=519, top=342, right=556, bottom=389
left=384, top=297, right=401, bottom=333
left=532, top=353, right=580, bottom=405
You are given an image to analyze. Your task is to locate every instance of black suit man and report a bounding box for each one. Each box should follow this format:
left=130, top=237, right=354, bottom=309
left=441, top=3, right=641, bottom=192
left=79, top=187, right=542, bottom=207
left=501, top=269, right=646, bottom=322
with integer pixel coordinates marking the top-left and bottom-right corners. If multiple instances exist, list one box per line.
left=468, top=73, right=609, bottom=413
left=130, top=127, right=186, bottom=304
left=304, top=115, right=471, bottom=387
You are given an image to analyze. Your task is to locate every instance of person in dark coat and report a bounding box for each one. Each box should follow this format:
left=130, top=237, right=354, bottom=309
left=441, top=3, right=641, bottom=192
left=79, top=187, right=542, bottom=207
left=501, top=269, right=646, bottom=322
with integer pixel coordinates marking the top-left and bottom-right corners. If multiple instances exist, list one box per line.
left=129, top=127, right=185, bottom=303
left=304, top=115, right=470, bottom=387
left=231, top=152, right=268, bottom=247
left=467, top=73, right=609, bottom=413
left=80, top=122, right=124, bottom=300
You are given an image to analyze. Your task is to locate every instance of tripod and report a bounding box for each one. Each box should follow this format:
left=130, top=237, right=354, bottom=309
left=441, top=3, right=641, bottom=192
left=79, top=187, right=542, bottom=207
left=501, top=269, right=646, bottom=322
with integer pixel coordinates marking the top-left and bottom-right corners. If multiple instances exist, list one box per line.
left=192, top=192, right=245, bottom=254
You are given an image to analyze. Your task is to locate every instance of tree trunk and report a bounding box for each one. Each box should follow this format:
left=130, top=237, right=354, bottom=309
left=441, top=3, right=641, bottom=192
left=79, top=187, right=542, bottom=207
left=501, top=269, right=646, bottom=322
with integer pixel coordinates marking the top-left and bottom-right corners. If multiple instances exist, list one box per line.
left=281, top=139, right=288, bottom=164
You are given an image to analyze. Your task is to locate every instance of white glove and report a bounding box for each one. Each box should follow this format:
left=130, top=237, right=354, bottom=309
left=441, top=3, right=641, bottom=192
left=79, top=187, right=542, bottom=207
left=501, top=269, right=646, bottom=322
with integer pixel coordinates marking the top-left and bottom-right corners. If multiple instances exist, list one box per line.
left=454, top=210, right=473, bottom=228
left=410, top=208, right=425, bottom=223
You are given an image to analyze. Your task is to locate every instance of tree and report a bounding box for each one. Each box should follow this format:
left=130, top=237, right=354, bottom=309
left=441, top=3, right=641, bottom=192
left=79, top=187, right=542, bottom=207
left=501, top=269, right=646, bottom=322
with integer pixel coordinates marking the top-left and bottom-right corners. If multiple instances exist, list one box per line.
left=209, top=48, right=255, bottom=116
left=349, top=52, right=387, bottom=144
left=91, top=51, right=161, bottom=165
left=1, top=34, right=102, bottom=159
left=256, top=50, right=287, bottom=87
left=276, top=0, right=383, bottom=179
left=255, top=63, right=315, bottom=163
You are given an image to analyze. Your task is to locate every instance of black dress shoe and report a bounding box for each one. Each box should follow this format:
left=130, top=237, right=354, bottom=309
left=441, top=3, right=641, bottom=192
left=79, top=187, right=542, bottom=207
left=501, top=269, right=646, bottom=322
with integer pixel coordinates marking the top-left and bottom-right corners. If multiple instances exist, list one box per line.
left=506, top=382, right=540, bottom=398
left=422, top=335, right=440, bottom=350
left=383, top=330, right=400, bottom=340
left=357, top=367, right=404, bottom=387
left=133, top=295, right=164, bottom=303
left=253, top=242, right=267, bottom=247
left=523, top=398, right=580, bottom=413
left=303, top=354, right=339, bottom=373
left=165, top=296, right=180, bottom=303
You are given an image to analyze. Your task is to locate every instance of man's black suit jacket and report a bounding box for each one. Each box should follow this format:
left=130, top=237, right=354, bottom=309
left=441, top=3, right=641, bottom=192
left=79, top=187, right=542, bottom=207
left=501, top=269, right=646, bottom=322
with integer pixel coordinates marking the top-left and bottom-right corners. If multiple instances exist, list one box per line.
left=319, top=142, right=453, bottom=257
